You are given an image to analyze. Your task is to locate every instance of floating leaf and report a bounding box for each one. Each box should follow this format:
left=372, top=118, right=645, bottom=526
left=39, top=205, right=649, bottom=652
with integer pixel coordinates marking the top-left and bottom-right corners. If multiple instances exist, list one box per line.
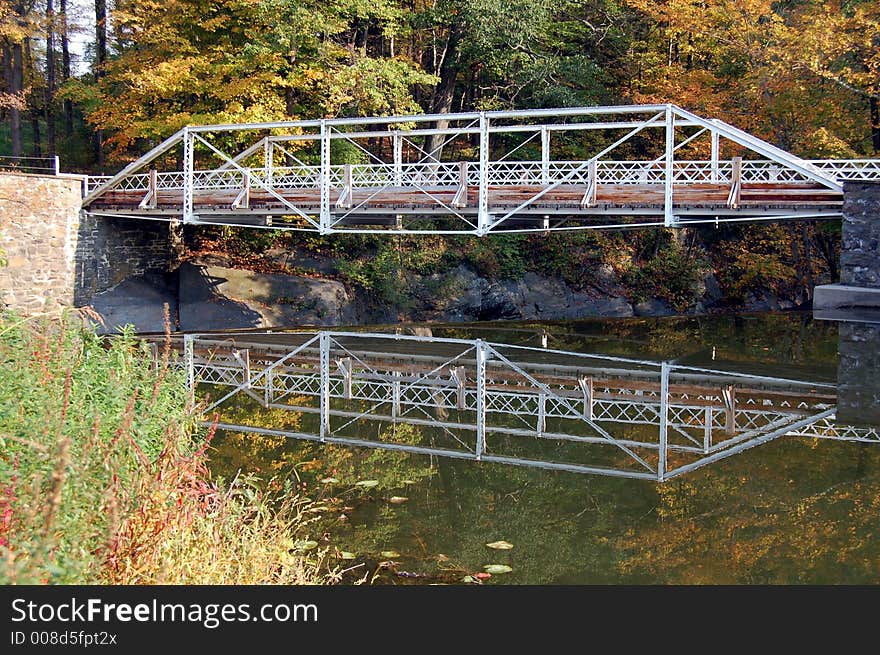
left=339, top=551, right=357, bottom=560
left=462, top=575, right=476, bottom=583
left=486, top=540, right=514, bottom=550
left=355, top=480, right=379, bottom=488
left=401, top=480, right=417, bottom=485
left=293, top=540, right=319, bottom=551
left=483, top=564, right=513, bottom=574
left=389, top=496, right=409, bottom=504
left=380, top=550, right=401, bottom=558
left=320, top=477, right=339, bottom=484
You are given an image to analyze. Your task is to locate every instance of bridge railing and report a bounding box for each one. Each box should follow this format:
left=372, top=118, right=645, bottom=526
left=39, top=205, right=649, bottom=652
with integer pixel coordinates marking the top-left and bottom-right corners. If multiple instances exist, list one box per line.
left=84, top=158, right=880, bottom=198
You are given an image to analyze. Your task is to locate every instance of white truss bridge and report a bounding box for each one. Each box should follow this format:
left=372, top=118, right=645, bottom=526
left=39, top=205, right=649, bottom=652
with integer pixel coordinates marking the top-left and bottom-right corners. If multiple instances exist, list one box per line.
left=162, top=331, right=879, bottom=481
left=84, top=105, right=880, bottom=234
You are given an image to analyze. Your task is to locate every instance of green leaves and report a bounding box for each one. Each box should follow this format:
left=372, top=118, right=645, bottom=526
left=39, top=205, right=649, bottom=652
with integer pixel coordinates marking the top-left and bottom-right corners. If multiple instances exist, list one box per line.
left=483, top=564, right=513, bottom=574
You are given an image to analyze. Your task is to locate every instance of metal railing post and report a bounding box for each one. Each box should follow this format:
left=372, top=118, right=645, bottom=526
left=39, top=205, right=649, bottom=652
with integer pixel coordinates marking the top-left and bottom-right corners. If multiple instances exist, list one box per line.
left=664, top=105, right=675, bottom=228
left=182, top=127, right=194, bottom=223
left=541, top=126, right=550, bottom=186
left=710, top=120, right=720, bottom=182
left=319, top=332, right=330, bottom=441
left=659, top=362, right=670, bottom=481
left=264, top=138, right=273, bottom=189
left=393, top=131, right=402, bottom=186
left=184, top=333, right=195, bottom=404
left=703, top=406, right=712, bottom=454
left=477, top=112, right=490, bottom=235
left=475, top=340, right=487, bottom=459
left=53, top=154, right=60, bottom=175
left=320, top=121, right=331, bottom=234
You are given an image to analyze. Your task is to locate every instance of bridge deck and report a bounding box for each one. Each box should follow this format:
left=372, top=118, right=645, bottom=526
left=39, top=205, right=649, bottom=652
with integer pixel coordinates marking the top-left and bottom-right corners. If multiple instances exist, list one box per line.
left=90, top=181, right=842, bottom=222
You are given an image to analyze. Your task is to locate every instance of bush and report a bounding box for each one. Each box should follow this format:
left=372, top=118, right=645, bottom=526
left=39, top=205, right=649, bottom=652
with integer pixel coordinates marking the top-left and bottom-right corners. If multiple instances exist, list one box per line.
left=625, top=240, right=707, bottom=310
left=0, top=311, right=327, bottom=584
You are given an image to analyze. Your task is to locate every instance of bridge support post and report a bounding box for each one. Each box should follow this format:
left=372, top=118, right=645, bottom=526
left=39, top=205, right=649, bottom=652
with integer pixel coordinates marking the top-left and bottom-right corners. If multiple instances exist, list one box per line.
left=658, top=362, right=670, bottom=482
left=475, top=340, right=487, bottom=460
left=477, top=112, right=490, bottom=235
left=320, top=332, right=330, bottom=441
left=320, top=120, right=332, bottom=234
left=184, top=334, right=195, bottom=404
left=264, top=138, right=273, bottom=189
left=710, top=121, right=720, bottom=182
left=663, top=105, right=675, bottom=228
left=541, top=126, right=550, bottom=186
left=182, top=128, right=194, bottom=223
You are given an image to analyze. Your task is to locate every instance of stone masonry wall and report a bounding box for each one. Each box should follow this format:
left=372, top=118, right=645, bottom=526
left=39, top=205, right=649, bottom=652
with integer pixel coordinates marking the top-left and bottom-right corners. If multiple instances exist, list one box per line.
left=840, top=181, right=880, bottom=288
left=0, top=172, right=83, bottom=313
left=0, top=171, right=173, bottom=314
left=73, top=214, right=171, bottom=306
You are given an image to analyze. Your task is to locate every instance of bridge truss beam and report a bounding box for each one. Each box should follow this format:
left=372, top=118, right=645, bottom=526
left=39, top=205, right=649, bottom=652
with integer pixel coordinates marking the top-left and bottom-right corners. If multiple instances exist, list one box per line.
left=83, top=105, right=880, bottom=234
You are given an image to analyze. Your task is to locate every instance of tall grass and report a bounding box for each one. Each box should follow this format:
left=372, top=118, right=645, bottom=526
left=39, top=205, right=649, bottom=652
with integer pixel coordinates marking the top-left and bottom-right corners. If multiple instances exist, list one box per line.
left=0, top=309, right=328, bottom=584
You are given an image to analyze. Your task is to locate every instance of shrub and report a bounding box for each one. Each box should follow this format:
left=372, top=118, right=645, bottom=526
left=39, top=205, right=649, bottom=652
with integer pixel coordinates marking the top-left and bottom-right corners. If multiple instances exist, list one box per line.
left=624, top=240, right=707, bottom=310
left=0, top=310, right=327, bottom=584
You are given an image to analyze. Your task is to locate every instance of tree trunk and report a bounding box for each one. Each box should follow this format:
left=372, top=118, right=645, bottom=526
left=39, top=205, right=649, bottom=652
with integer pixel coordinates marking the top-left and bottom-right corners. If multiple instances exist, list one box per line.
left=5, top=40, right=23, bottom=157
left=425, top=26, right=463, bottom=161
left=871, top=96, right=880, bottom=154
left=800, top=223, right=814, bottom=299
left=31, top=108, right=42, bottom=158
left=60, top=0, right=72, bottom=136
left=24, top=37, right=40, bottom=158
left=46, top=0, right=56, bottom=156
left=94, top=0, right=108, bottom=168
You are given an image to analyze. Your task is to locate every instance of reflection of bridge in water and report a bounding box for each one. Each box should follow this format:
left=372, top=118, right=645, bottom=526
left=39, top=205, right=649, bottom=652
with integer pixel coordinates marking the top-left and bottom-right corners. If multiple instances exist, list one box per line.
left=163, top=330, right=880, bottom=481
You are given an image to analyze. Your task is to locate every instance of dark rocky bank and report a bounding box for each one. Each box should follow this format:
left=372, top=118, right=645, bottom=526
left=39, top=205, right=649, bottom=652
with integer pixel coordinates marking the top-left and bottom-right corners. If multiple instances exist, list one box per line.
left=88, top=252, right=806, bottom=333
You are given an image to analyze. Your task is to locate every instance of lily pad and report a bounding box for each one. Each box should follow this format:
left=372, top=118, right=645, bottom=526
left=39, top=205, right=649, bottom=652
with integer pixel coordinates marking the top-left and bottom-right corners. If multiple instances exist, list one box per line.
left=380, top=550, right=401, bottom=558
left=389, top=496, right=409, bottom=504
left=483, top=564, right=513, bottom=574
left=293, top=540, right=319, bottom=551
left=461, top=575, right=476, bottom=583
left=320, top=477, right=339, bottom=484
left=338, top=551, right=357, bottom=560
left=355, top=480, right=379, bottom=488
left=486, top=540, right=514, bottom=550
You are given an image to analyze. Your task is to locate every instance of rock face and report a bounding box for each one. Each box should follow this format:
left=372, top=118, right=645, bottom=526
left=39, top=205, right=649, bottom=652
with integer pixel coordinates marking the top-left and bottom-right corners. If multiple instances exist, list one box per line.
left=81, top=253, right=771, bottom=332
left=89, top=273, right=177, bottom=334
left=178, top=261, right=358, bottom=331
left=419, top=266, right=634, bottom=322
left=633, top=298, right=675, bottom=317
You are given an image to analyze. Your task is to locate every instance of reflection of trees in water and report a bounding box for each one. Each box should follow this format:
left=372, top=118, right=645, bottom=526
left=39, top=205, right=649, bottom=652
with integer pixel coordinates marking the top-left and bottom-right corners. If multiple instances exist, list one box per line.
left=616, top=440, right=880, bottom=584
left=432, top=314, right=837, bottom=375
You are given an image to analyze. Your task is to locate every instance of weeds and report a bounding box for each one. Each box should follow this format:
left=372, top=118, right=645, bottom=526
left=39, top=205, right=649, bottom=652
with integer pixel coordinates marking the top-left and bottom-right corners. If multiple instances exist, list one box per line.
left=0, top=308, right=328, bottom=585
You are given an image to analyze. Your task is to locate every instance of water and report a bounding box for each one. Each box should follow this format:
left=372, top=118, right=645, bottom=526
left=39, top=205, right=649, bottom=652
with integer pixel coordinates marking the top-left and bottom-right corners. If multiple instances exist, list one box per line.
left=206, top=313, right=880, bottom=584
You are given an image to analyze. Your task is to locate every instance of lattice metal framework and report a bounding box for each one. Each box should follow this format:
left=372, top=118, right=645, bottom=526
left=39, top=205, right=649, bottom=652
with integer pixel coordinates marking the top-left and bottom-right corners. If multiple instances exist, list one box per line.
left=83, top=105, right=880, bottom=234
left=164, top=331, right=879, bottom=481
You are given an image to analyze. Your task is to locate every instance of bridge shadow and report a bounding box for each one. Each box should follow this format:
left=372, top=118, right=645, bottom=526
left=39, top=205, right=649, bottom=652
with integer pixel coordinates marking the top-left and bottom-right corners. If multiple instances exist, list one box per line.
left=178, top=262, right=263, bottom=332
